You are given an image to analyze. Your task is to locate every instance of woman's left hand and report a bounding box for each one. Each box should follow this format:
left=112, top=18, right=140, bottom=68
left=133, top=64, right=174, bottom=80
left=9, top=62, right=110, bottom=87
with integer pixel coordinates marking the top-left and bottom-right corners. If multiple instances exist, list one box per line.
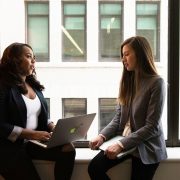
left=104, top=142, right=123, bottom=159
left=48, top=122, right=56, bottom=132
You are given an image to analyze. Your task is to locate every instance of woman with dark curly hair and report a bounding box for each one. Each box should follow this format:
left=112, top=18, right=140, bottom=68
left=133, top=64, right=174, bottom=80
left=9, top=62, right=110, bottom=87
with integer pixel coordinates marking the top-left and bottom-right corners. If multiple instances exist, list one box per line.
left=0, top=43, right=75, bottom=180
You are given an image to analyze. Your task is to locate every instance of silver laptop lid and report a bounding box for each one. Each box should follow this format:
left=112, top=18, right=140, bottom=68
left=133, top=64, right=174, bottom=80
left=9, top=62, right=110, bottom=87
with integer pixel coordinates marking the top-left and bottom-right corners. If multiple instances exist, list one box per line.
left=47, top=113, right=96, bottom=148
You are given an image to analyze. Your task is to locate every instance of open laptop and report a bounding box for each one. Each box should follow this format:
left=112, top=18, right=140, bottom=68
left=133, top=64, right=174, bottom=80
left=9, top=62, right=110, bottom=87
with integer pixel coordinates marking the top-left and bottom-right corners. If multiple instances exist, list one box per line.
left=30, top=113, right=96, bottom=148
left=99, top=136, right=136, bottom=158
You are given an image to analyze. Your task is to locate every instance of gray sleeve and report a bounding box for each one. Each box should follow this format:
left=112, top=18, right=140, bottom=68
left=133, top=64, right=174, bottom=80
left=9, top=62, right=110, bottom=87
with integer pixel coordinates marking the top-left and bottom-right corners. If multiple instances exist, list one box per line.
left=100, top=105, right=121, bottom=139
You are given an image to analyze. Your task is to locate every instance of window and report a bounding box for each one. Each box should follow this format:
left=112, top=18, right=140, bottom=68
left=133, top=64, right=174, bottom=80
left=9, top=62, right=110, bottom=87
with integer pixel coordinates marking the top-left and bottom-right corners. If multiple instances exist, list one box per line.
left=136, top=2, right=160, bottom=61
left=45, top=98, right=50, bottom=119
left=62, top=98, right=87, bottom=118
left=1, top=0, right=179, bottom=148
left=99, top=98, right=116, bottom=132
left=167, top=0, right=179, bottom=146
left=99, top=2, right=123, bottom=61
left=26, top=2, right=49, bottom=61
left=62, top=2, right=86, bottom=61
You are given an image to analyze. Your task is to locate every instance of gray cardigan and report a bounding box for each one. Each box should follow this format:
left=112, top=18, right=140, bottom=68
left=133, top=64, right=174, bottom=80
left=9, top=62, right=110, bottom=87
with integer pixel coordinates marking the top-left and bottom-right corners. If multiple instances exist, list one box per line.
left=100, top=76, right=167, bottom=164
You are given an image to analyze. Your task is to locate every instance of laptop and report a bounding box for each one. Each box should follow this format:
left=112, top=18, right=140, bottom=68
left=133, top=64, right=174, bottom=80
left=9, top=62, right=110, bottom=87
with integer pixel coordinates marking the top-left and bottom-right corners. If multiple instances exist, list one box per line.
left=30, top=113, right=96, bottom=148
left=99, top=136, right=136, bottom=158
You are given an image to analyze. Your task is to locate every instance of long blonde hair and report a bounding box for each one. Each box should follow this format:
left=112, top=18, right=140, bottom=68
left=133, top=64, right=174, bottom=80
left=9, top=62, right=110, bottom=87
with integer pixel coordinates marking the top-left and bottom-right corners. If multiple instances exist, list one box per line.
left=118, top=36, right=158, bottom=105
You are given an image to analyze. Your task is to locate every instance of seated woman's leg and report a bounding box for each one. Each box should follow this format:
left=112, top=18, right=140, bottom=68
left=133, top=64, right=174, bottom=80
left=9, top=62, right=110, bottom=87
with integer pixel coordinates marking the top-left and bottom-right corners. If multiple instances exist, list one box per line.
left=54, top=150, right=75, bottom=180
left=88, top=151, right=131, bottom=180
left=131, top=156, right=159, bottom=180
left=26, top=142, right=76, bottom=180
left=0, top=143, right=40, bottom=180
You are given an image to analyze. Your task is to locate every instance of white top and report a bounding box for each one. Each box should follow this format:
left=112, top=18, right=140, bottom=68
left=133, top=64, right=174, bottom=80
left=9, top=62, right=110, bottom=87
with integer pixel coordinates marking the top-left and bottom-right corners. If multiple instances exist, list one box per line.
left=122, top=119, right=131, bottom=137
left=22, top=94, right=41, bottom=129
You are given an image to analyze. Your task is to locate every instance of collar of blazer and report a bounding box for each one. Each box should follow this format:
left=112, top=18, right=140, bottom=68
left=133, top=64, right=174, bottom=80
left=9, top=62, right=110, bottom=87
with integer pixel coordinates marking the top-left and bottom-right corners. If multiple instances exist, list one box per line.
left=11, top=87, right=46, bottom=127
left=11, top=87, right=27, bottom=127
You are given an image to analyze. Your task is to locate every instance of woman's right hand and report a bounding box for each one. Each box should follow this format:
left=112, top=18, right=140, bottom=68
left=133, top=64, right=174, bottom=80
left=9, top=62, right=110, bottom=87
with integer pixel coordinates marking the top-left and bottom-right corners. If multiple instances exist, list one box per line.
left=30, top=130, right=52, bottom=141
left=89, top=135, right=105, bottom=150
left=20, top=129, right=52, bottom=141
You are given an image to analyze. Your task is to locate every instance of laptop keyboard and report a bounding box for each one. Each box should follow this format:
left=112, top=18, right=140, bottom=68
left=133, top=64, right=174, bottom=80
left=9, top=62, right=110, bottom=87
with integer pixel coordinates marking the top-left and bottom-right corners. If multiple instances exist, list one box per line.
left=39, top=140, right=49, bottom=145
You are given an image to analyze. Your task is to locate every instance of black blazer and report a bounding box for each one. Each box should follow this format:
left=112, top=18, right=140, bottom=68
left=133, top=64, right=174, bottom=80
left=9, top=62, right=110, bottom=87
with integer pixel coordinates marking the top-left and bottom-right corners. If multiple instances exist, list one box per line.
left=0, top=85, right=49, bottom=145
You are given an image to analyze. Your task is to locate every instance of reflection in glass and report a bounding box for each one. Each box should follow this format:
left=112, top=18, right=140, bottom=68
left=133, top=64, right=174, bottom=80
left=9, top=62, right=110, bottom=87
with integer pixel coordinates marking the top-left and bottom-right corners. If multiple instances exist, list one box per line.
left=62, top=98, right=87, bottom=118
left=99, top=98, right=116, bottom=132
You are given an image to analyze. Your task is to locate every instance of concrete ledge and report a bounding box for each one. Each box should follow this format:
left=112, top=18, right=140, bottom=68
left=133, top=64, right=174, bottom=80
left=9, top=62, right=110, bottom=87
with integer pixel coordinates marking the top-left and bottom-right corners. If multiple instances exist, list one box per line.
left=33, top=148, right=180, bottom=180
left=1, top=148, right=180, bottom=180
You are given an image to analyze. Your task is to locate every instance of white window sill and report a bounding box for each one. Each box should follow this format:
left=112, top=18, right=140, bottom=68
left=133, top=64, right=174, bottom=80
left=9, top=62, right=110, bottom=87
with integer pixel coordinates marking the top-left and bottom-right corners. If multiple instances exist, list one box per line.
left=32, top=147, right=180, bottom=165
left=75, top=147, right=180, bottom=163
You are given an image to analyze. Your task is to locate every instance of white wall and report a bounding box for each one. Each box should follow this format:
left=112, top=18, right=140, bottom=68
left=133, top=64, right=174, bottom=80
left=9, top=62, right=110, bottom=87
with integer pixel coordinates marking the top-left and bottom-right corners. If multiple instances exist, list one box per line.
left=36, top=63, right=122, bottom=138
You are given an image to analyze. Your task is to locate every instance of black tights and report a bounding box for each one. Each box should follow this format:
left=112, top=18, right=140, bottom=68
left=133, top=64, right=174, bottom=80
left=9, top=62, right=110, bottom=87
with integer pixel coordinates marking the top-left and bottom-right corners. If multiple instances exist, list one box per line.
left=0, top=142, right=75, bottom=180
left=88, top=151, right=159, bottom=180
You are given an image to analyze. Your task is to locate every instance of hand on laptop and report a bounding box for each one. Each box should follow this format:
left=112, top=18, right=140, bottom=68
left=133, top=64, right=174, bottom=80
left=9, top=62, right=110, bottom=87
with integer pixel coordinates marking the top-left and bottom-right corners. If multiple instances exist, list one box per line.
left=89, top=135, right=105, bottom=150
left=104, top=142, right=123, bottom=159
left=20, top=129, right=52, bottom=141
left=48, top=121, right=56, bottom=132
left=33, top=131, right=52, bottom=141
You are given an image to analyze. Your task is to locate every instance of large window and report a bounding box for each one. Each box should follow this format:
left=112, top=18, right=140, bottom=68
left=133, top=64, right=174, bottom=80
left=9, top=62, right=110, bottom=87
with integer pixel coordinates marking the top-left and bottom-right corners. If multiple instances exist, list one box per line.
left=62, top=98, right=87, bottom=118
left=99, top=98, right=116, bottom=132
left=2, top=0, right=179, bottom=147
left=136, top=2, right=160, bottom=61
left=62, top=2, right=86, bottom=61
left=26, top=2, right=49, bottom=61
left=99, top=2, right=123, bottom=61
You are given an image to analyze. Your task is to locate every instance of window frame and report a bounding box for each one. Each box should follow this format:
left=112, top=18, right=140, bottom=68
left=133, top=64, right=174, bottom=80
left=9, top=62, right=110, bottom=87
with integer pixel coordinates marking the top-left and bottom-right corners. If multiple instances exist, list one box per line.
left=62, top=98, right=88, bottom=148
left=67, top=0, right=180, bottom=148
left=98, top=98, right=117, bottom=132
left=26, top=1, right=50, bottom=62
left=61, top=1, right=87, bottom=62
left=98, top=1, right=124, bottom=62
left=167, top=0, right=179, bottom=147
left=62, top=98, right=87, bottom=118
left=136, top=1, right=160, bottom=62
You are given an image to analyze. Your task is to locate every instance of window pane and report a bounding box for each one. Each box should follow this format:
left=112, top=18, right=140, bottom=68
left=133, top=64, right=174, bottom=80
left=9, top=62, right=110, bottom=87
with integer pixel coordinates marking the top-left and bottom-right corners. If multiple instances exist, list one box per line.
left=65, top=17, right=84, bottom=30
left=28, top=3, right=48, bottom=15
left=28, top=17, right=49, bottom=59
left=62, top=3, right=86, bottom=61
left=137, top=17, right=157, bottom=57
left=62, top=98, right=87, bottom=118
left=99, top=98, right=116, bottom=132
left=27, top=3, right=49, bottom=61
left=136, top=3, right=159, bottom=61
left=137, top=4, right=158, bottom=15
left=64, top=4, right=85, bottom=15
left=137, top=17, right=156, bottom=29
left=100, top=4, right=122, bottom=15
left=101, top=18, right=120, bottom=29
left=99, top=3, right=123, bottom=61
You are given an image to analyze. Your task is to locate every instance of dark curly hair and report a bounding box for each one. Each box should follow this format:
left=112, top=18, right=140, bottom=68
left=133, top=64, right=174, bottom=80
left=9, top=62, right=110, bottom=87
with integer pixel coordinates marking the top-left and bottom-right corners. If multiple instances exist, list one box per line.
left=0, top=42, right=44, bottom=94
